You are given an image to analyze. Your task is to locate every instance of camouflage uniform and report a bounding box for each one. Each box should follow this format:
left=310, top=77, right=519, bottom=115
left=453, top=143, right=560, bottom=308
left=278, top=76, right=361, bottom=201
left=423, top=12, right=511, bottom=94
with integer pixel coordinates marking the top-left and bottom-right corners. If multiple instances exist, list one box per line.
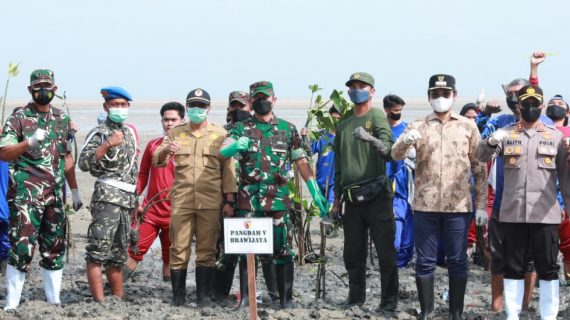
left=226, top=115, right=306, bottom=265
left=79, top=118, right=138, bottom=266
left=0, top=103, right=71, bottom=272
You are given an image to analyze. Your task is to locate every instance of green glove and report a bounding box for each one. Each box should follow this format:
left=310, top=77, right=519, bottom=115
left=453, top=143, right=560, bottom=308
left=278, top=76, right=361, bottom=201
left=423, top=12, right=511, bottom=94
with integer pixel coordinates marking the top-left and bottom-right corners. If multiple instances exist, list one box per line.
left=306, top=178, right=330, bottom=217
left=220, top=136, right=250, bottom=158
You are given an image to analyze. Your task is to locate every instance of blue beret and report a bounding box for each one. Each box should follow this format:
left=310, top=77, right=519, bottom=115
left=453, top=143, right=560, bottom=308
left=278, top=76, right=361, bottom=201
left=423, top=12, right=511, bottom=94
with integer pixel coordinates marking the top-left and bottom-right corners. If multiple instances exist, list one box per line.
left=101, top=86, right=132, bottom=101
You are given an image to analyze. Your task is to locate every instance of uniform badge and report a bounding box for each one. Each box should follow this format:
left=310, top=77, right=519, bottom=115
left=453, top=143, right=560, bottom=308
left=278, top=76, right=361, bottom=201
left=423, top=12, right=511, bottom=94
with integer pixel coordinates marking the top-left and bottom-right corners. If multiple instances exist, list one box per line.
left=505, top=147, right=513, bottom=154
left=539, top=147, right=547, bottom=153
left=543, top=132, right=551, bottom=140
left=514, top=146, right=522, bottom=154
left=527, top=87, right=536, bottom=95
left=510, top=132, right=519, bottom=139
left=195, top=89, right=203, bottom=97
left=545, top=157, right=552, bottom=164
left=365, top=120, right=372, bottom=130
left=550, top=148, right=556, bottom=154
left=179, top=132, right=187, bottom=139
left=509, top=157, right=516, bottom=165
left=354, top=73, right=360, bottom=79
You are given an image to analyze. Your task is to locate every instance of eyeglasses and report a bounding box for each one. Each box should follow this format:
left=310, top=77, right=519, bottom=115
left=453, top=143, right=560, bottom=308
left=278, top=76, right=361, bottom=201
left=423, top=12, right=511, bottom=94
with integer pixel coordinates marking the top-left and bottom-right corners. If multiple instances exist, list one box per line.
left=429, top=90, right=452, bottom=99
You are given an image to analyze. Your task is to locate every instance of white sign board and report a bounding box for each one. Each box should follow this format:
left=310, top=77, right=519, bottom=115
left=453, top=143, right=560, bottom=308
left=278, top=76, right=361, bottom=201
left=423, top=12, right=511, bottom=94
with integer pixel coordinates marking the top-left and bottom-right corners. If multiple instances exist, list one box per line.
left=224, top=218, right=274, bottom=254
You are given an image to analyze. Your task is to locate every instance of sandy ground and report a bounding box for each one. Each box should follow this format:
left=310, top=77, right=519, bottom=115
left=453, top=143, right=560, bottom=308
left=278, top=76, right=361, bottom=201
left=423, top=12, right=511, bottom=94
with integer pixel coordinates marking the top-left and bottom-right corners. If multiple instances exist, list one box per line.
left=1, top=100, right=569, bottom=319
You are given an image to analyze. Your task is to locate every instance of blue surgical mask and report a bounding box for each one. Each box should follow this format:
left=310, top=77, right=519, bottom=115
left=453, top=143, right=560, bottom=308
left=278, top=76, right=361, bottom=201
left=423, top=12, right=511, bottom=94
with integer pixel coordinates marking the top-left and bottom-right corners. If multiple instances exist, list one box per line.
left=348, top=89, right=370, bottom=105
left=187, top=107, right=208, bottom=124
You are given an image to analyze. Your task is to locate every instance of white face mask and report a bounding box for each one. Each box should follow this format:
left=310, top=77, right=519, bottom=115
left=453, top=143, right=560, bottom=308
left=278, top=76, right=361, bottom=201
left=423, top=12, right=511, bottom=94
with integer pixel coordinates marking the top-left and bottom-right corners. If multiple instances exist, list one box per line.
left=430, top=97, right=454, bottom=113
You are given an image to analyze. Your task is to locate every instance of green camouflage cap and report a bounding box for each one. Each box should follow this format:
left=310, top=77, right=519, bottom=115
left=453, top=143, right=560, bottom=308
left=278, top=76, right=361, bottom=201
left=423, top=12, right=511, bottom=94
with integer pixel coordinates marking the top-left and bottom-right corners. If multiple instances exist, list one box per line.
left=345, top=72, right=375, bottom=88
left=228, top=91, right=249, bottom=105
left=250, top=81, right=274, bottom=97
left=30, top=69, right=55, bottom=85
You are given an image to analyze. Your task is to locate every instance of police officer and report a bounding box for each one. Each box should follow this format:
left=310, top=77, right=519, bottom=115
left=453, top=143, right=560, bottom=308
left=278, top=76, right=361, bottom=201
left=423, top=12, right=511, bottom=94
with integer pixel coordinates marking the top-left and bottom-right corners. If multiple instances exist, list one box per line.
left=220, top=81, right=328, bottom=309
left=153, top=88, right=236, bottom=307
left=332, top=72, right=399, bottom=315
left=79, top=86, right=139, bottom=302
left=478, top=85, right=570, bottom=320
left=0, top=69, right=81, bottom=309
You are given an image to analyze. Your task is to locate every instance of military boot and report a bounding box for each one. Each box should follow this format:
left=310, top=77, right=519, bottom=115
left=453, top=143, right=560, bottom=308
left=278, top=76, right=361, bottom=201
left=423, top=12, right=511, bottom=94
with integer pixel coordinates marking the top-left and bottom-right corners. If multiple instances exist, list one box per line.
left=212, top=256, right=238, bottom=301
left=170, top=269, right=187, bottom=306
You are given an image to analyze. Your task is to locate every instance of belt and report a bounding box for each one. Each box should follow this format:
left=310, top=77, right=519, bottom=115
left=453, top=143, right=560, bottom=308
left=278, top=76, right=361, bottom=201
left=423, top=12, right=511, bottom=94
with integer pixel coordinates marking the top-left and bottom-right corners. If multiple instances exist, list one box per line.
left=97, top=178, right=136, bottom=193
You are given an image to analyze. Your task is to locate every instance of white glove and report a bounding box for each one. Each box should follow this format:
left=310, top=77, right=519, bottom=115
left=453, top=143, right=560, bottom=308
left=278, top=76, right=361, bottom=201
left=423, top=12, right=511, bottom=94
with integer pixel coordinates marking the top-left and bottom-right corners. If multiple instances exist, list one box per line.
left=475, top=209, right=488, bottom=227
left=488, top=130, right=508, bottom=146
left=71, top=189, right=83, bottom=211
left=402, top=129, right=422, bottom=145
left=27, top=128, right=46, bottom=147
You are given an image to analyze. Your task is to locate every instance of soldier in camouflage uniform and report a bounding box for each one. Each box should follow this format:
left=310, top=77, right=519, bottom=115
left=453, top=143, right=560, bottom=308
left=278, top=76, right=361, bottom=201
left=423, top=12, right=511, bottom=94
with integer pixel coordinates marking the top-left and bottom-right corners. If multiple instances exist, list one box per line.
left=0, top=69, right=82, bottom=309
left=220, top=81, right=329, bottom=309
left=79, top=86, right=139, bottom=302
left=213, top=91, right=266, bottom=305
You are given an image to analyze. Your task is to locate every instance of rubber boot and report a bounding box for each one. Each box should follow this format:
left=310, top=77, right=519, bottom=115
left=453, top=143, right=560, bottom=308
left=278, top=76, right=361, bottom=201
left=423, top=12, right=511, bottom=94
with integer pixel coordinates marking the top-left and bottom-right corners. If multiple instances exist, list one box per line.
left=235, top=260, right=249, bottom=310
left=170, top=269, right=187, bottom=306
left=538, top=280, right=559, bottom=320
left=448, top=276, right=467, bottom=320
left=416, top=277, right=434, bottom=320
left=491, top=273, right=504, bottom=312
left=261, top=261, right=279, bottom=303
left=276, top=263, right=294, bottom=309
left=196, top=266, right=214, bottom=307
left=212, top=256, right=238, bottom=301
left=504, top=278, right=524, bottom=320
left=345, top=268, right=366, bottom=306
left=42, top=268, right=63, bottom=304
left=4, top=265, right=26, bottom=310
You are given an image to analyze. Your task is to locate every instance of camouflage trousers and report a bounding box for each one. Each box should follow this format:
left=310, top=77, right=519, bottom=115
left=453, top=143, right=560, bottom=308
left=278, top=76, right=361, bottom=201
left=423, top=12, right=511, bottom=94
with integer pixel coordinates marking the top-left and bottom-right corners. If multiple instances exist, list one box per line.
left=251, top=210, right=294, bottom=265
left=8, top=197, right=66, bottom=272
left=85, top=202, right=131, bottom=266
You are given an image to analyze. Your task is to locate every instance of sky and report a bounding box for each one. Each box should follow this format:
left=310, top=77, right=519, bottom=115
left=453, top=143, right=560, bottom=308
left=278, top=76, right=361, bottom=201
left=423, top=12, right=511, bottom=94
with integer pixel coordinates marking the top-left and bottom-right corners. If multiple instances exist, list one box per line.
left=1, top=0, right=569, bottom=101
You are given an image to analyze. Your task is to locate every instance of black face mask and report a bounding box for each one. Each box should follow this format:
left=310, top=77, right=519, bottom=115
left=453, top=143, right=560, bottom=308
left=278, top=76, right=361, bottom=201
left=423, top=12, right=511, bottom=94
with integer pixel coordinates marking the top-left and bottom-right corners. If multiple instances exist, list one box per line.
left=520, top=104, right=541, bottom=122
left=506, top=95, right=519, bottom=112
left=32, top=87, right=55, bottom=106
left=229, top=109, right=251, bottom=122
left=388, top=112, right=402, bottom=121
left=546, top=104, right=567, bottom=121
left=252, top=99, right=272, bottom=115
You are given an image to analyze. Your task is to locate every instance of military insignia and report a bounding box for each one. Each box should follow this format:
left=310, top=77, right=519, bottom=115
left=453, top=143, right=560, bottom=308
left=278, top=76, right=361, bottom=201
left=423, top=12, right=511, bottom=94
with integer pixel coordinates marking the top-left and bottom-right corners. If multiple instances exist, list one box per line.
left=210, top=133, right=219, bottom=141
left=505, top=147, right=513, bottom=154
left=545, top=157, right=552, bottom=164
left=509, top=157, right=516, bottom=165
left=510, top=132, right=519, bottom=139
left=178, top=132, right=187, bottom=139
left=543, top=132, right=551, bottom=140
left=244, top=220, right=252, bottom=229
left=365, top=120, right=372, bottom=130
left=354, top=73, right=360, bottom=79
left=527, top=87, right=536, bottom=95
left=195, top=89, right=203, bottom=97
left=515, top=146, right=522, bottom=154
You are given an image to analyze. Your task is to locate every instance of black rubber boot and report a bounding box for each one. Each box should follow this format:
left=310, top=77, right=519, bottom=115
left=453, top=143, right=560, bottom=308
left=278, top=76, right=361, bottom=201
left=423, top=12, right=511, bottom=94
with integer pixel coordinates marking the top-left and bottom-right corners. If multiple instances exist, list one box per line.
left=416, top=277, right=434, bottom=320
left=261, top=262, right=279, bottom=303
left=170, top=269, right=187, bottom=306
left=235, top=260, right=249, bottom=310
left=344, top=268, right=366, bottom=306
left=196, top=267, right=215, bottom=307
left=448, top=276, right=467, bottom=320
left=211, top=256, right=238, bottom=301
left=276, top=263, right=294, bottom=309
